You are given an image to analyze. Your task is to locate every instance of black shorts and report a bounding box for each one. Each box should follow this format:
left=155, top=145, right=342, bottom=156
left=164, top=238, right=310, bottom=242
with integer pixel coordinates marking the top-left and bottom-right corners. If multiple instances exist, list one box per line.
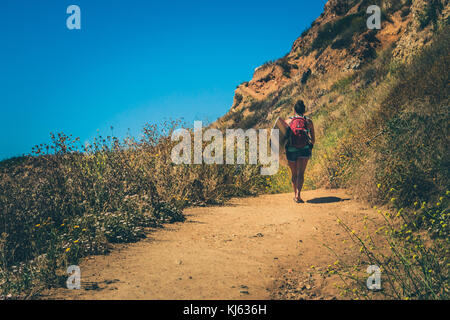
left=286, top=146, right=312, bottom=162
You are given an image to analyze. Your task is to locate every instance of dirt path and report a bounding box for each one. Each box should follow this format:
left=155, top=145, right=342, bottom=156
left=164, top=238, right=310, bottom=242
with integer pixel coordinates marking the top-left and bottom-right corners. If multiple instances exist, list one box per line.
left=44, top=189, right=384, bottom=300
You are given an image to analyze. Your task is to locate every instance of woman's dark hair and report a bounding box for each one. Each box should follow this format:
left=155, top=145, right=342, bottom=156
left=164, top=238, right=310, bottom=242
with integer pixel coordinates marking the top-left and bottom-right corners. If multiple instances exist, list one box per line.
left=294, top=99, right=306, bottom=115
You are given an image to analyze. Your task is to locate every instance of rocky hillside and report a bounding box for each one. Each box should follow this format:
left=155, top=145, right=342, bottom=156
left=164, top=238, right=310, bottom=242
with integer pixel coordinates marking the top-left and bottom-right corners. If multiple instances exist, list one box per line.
left=214, top=0, right=449, bottom=130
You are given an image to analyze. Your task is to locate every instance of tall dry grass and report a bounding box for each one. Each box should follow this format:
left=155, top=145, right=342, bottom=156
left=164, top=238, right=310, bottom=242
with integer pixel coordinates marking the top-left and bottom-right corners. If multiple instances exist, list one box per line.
left=0, top=120, right=267, bottom=298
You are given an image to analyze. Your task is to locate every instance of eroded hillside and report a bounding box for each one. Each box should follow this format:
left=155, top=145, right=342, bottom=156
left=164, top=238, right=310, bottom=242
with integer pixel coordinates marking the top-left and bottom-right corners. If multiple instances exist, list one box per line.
left=214, top=0, right=449, bottom=130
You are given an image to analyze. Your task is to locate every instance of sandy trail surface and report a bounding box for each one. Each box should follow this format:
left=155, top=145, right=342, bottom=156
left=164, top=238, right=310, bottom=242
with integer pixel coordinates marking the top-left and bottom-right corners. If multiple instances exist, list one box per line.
left=44, top=189, right=383, bottom=300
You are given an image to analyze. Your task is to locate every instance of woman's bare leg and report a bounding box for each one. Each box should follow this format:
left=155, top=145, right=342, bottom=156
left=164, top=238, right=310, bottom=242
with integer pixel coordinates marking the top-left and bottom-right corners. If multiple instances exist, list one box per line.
left=288, top=160, right=299, bottom=200
left=296, top=158, right=309, bottom=201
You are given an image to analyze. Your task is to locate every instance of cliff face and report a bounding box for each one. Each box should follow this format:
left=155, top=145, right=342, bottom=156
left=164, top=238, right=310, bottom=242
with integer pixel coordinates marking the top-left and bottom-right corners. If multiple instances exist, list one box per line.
left=215, top=0, right=449, bottom=129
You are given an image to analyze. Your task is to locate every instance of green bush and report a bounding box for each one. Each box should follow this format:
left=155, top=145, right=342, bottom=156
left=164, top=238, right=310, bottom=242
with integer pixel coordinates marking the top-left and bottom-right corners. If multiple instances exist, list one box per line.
left=265, top=165, right=292, bottom=194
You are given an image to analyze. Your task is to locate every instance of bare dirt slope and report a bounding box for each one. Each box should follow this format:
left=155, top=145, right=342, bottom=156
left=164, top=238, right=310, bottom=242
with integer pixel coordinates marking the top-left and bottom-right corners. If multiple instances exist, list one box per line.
left=43, top=189, right=384, bottom=300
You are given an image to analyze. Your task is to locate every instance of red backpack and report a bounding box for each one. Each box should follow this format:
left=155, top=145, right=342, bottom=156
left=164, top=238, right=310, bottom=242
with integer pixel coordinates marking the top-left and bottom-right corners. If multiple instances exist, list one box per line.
left=289, top=116, right=309, bottom=148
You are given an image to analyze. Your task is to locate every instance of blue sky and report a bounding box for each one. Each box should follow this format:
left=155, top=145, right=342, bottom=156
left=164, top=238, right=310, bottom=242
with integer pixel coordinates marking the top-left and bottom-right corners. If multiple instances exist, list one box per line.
left=0, top=0, right=327, bottom=160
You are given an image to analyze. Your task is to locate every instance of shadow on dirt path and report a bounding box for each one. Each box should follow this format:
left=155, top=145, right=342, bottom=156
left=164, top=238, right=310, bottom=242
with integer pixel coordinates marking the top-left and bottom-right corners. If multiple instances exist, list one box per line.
left=306, top=196, right=350, bottom=204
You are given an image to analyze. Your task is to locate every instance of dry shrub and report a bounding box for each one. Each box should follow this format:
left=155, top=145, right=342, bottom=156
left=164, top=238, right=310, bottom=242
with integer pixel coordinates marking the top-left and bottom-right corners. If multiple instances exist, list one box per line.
left=0, top=120, right=266, bottom=298
left=328, top=193, right=449, bottom=300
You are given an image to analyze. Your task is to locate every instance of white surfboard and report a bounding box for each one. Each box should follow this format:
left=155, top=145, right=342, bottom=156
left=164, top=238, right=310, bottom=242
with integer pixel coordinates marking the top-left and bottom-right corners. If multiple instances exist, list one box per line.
left=271, top=117, right=289, bottom=152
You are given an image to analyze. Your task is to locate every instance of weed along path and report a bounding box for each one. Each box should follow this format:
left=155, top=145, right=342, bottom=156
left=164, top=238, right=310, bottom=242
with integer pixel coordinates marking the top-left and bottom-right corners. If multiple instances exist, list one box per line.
left=44, top=189, right=384, bottom=300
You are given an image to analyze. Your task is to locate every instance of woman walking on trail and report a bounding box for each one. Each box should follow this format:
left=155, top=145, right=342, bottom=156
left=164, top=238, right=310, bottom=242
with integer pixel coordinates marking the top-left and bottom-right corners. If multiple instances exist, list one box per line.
left=284, top=100, right=315, bottom=203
